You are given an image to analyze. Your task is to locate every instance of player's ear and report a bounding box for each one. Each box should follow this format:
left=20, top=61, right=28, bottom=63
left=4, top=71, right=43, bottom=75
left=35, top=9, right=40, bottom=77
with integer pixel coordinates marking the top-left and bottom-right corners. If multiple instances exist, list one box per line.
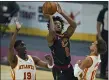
left=15, top=46, right=19, bottom=51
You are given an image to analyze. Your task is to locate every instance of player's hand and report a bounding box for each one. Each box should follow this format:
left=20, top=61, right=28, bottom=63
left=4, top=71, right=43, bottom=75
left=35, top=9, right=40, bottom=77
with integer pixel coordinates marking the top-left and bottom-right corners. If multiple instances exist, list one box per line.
left=45, top=54, right=53, bottom=66
left=76, top=60, right=82, bottom=66
left=56, top=2, right=62, bottom=14
left=14, top=18, right=21, bottom=31
left=43, top=13, right=52, bottom=19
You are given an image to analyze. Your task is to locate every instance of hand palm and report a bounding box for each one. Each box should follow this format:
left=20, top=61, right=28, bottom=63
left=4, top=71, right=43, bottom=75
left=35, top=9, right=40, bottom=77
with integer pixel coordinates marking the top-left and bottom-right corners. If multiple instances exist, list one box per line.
left=57, top=3, right=62, bottom=14
left=14, top=18, right=21, bottom=30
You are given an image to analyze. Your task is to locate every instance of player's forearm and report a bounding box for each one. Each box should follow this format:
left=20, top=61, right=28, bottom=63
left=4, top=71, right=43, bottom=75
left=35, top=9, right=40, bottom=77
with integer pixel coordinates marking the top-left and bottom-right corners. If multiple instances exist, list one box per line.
left=37, top=60, right=52, bottom=69
left=48, top=15, right=56, bottom=38
left=41, top=61, right=48, bottom=68
left=9, top=29, right=19, bottom=49
left=97, top=22, right=101, bottom=37
left=49, top=16, right=55, bottom=32
left=8, top=29, right=18, bottom=62
left=60, top=11, right=77, bottom=28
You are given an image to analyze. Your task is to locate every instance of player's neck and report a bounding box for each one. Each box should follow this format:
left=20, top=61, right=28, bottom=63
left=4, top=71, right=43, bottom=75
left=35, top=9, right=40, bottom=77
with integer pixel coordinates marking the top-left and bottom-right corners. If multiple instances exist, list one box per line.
left=56, top=31, right=62, bottom=34
left=18, top=53, right=28, bottom=61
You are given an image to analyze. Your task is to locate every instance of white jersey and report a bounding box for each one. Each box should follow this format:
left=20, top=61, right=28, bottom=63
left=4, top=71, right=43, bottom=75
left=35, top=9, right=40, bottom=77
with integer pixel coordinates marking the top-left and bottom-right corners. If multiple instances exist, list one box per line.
left=82, top=55, right=101, bottom=80
left=11, top=55, right=36, bottom=80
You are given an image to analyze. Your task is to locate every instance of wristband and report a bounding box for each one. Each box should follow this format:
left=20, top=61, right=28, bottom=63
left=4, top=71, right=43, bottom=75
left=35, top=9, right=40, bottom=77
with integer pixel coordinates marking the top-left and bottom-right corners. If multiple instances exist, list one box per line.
left=74, top=64, right=83, bottom=77
left=47, top=64, right=54, bottom=69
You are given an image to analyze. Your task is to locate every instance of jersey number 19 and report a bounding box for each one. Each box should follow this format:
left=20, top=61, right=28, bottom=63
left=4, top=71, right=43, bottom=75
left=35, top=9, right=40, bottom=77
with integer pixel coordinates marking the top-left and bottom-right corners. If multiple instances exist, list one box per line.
left=24, top=72, right=31, bottom=79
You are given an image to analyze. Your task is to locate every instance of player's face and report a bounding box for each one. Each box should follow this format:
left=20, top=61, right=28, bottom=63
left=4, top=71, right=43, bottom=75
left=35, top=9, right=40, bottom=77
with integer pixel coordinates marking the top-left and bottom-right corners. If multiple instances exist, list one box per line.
left=54, top=21, right=62, bottom=32
left=90, top=41, right=97, bottom=52
left=16, top=41, right=27, bottom=54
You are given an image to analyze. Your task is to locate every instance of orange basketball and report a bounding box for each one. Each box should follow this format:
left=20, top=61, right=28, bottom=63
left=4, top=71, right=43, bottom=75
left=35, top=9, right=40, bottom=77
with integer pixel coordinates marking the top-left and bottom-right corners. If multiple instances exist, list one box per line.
left=42, top=2, right=57, bottom=15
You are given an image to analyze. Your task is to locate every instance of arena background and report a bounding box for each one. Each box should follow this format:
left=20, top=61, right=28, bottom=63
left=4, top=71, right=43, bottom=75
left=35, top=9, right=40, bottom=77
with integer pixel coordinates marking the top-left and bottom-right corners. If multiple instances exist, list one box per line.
left=0, top=1, right=108, bottom=80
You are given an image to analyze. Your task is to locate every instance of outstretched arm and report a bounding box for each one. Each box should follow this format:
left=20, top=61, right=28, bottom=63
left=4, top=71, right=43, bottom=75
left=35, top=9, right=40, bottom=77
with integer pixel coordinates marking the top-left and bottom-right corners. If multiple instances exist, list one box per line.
left=32, top=54, right=53, bottom=69
left=8, top=19, right=21, bottom=68
left=57, top=3, right=77, bottom=38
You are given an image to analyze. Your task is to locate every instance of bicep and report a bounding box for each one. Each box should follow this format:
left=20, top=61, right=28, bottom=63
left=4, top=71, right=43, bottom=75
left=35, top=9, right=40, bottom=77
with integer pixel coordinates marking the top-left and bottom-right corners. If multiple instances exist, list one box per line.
left=79, top=57, right=92, bottom=70
left=8, top=49, right=17, bottom=62
left=64, top=26, right=76, bottom=38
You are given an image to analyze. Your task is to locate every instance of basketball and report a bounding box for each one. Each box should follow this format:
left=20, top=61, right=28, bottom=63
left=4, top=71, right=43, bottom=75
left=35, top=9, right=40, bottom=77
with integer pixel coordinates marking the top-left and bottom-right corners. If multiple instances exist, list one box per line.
left=42, top=2, right=57, bottom=15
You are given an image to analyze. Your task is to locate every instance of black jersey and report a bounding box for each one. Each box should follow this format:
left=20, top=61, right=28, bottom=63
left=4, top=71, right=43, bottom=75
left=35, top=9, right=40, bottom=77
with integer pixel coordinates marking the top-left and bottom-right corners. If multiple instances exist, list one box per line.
left=97, top=8, right=108, bottom=31
left=49, top=34, right=71, bottom=66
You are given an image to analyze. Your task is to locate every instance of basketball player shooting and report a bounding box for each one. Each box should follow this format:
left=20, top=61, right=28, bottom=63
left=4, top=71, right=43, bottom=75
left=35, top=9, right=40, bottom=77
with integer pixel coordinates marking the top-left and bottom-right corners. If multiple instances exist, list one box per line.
left=8, top=19, right=53, bottom=80
left=44, top=3, right=78, bottom=80
left=74, top=36, right=107, bottom=80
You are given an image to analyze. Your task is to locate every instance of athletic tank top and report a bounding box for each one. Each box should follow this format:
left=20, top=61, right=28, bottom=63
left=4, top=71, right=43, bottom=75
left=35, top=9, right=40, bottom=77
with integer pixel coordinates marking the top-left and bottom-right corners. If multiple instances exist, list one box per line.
left=11, top=55, right=36, bottom=80
left=49, top=34, right=71, bottom=66
left=82, top=55, right=101, bottom=80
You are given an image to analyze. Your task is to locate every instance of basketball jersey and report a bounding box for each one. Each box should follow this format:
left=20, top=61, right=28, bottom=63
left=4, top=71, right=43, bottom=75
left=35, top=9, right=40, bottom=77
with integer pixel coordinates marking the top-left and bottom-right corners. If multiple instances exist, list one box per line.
left=49, top=34, right=71, bottom=66
left=82, top=55, right=101, bottom=80
left=11, top=55, right=36, bottom=80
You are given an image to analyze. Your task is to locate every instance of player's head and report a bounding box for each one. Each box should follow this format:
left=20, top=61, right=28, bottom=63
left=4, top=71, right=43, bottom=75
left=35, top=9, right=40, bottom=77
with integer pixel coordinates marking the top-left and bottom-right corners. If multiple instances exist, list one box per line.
left=14, top=40, right=27, bottom=55
left=90, top=39, right=107, bottom=54
left=47, top=16, right=64, bottom=34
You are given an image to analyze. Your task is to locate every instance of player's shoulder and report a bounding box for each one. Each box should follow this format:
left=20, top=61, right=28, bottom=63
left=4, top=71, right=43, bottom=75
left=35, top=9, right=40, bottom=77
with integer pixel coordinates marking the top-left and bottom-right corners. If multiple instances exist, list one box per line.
left=100, top=8, right=108, bottom=14
left=85, top=56, right=93, bottom=62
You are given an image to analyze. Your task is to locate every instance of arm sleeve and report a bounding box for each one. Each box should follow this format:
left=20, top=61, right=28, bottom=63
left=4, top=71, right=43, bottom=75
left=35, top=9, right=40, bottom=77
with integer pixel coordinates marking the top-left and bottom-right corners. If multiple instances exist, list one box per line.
left=97, top=10, right=104, bottom=23
left=74, top=64, right=83, bottom=78
left=97, top=8, right=108, bottom=23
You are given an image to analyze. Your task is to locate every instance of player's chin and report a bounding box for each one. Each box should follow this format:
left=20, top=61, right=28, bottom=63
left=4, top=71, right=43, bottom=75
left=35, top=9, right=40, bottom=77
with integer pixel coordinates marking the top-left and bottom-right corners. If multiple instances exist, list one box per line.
left=89, top=46, right=92, bottom=51
left=22, top=49, right=27, bottom=54
left=57, top=29, right=62, bottom=32
left=90, top=47, right=94, bottom=52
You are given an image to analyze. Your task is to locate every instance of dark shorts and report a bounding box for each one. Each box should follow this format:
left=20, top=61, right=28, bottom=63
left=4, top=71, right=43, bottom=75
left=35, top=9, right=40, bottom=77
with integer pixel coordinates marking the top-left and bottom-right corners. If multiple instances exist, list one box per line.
left=52, top=64, right=78, bottom=80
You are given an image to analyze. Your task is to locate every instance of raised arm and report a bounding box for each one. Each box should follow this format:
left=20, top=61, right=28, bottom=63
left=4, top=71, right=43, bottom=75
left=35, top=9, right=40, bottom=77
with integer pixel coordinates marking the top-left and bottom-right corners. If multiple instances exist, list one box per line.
left=57, top=3, right=77, bottom=38
left=44, top=15, right=56, bottom=46
left=8, top=19, right=21, bottom=68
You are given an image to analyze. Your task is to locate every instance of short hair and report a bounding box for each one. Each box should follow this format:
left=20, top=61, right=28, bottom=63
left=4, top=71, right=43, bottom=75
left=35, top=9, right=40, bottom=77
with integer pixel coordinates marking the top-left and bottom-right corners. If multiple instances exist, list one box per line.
left=97, top=39, right=107, bottom=54
left=14, top=40, right=22, bottom=49
left=47, top=16, right=64, bottom=29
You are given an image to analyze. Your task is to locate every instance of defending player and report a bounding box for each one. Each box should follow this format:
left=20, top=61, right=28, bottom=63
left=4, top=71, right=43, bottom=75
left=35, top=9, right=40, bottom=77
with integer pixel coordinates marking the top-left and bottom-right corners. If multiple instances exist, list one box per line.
left=8, top=19, right=53, bottom=80
left=74, top=37, right=107, bottom=80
